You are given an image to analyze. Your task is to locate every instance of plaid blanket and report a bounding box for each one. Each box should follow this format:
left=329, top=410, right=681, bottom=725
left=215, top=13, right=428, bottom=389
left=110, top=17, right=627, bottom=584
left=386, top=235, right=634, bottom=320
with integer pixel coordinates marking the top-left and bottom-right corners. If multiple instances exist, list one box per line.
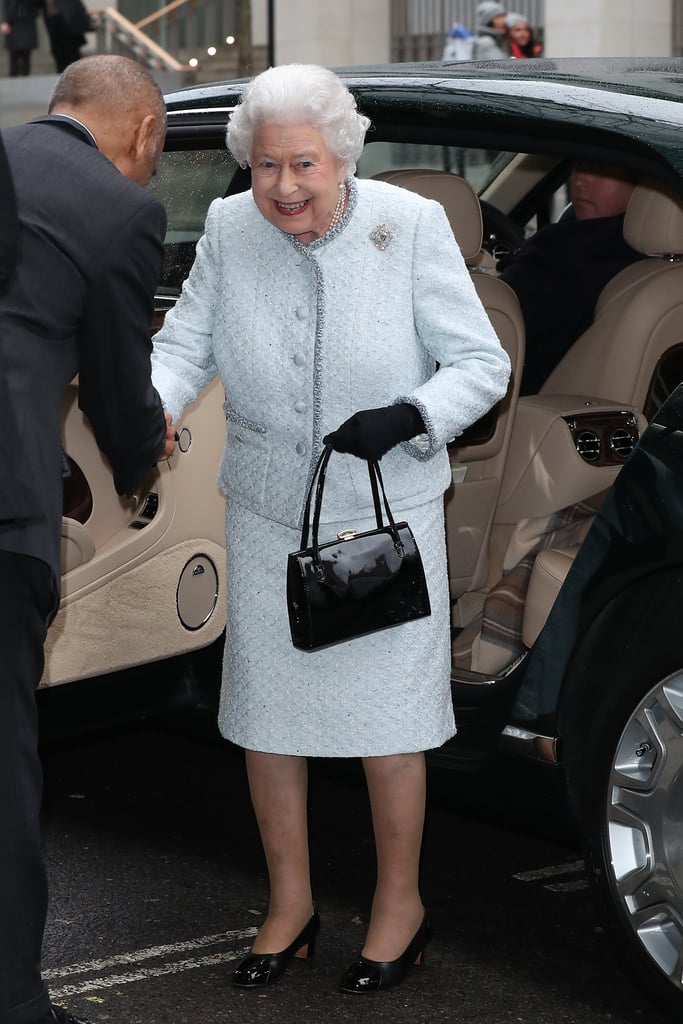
left=452, top=491, right=608, bottom=675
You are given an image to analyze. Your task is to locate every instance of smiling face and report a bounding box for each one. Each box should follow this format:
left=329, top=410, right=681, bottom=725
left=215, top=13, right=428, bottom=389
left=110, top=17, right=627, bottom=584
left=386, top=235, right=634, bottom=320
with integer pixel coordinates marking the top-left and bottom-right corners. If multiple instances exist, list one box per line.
left=508, top=22, right=531, bottom=45
left=250, top=123, right=347, bottom=245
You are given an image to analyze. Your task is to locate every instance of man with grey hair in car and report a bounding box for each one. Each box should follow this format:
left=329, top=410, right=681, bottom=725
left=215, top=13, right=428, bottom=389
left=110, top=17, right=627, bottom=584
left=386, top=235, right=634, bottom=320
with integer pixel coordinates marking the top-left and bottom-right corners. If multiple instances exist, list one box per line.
left=0, top=54, right=176, bottom=1024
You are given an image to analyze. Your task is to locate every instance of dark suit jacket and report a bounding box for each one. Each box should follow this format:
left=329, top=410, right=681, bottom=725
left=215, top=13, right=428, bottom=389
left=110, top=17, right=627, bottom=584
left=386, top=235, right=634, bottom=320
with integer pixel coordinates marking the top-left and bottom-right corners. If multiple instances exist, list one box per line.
left=499, top=214, right=645, bottom=394
left=0, top=115, right=167, bottom=585
left=0, top=132, right=37, bottom=524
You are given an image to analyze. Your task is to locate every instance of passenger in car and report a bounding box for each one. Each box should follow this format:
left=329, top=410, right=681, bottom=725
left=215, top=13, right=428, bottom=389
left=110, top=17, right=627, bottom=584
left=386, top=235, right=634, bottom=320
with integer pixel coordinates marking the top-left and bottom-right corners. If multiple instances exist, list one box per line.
left=0, top=55, right=176, bottom=1024
left=152, top=63, right=510, bottom=996
left=498, top=161, right=645, bottom=394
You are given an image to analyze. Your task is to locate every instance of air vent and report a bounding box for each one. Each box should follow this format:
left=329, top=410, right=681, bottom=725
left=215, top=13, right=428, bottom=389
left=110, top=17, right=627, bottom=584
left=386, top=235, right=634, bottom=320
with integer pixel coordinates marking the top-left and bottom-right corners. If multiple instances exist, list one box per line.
left=609, top=427, right=636, bottom=460
left=574, top=429, right=601, bottom=463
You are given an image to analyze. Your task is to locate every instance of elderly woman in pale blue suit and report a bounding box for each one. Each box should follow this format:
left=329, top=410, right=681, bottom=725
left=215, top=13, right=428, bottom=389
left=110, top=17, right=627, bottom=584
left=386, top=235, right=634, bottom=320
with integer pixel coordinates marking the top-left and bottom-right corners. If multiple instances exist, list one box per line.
left=152, top=63, right=510, bottom=995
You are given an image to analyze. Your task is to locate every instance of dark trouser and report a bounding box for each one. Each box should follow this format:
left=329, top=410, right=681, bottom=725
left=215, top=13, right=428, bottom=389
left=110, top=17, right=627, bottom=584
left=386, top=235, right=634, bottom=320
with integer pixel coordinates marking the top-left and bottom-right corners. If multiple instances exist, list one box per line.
left=43, top=14, right=82, bottom=73
left=8, top=50, right=31, bottom=76
left=0, top=550, right=55, bottom=1024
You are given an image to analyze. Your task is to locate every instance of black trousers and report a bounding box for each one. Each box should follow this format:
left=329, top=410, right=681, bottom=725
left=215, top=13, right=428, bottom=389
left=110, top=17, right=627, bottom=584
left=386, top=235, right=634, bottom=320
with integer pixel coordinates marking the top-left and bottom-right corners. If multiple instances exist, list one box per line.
left=43, top=14, right=82, bottom=73
left=0, top=550, right=55, bottom=1024
left=8, top=50, right=32, bottom=76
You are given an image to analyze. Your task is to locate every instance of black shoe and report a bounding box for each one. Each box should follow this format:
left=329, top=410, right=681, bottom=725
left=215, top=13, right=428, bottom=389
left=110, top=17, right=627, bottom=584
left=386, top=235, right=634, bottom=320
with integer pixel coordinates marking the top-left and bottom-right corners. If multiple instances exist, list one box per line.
left=50, top=1006, right=92, bottom=1024
left=232, top=908, right=320, bottom=988
left=339, top=914, right=431, bottom=993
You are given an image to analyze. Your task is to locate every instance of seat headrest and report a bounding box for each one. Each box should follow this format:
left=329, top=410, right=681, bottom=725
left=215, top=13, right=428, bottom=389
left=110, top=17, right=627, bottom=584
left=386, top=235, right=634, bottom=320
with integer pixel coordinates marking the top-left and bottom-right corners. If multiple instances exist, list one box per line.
left=623, top=181, right=683, bottom=257
left=371, top=169, right=483, bottom=262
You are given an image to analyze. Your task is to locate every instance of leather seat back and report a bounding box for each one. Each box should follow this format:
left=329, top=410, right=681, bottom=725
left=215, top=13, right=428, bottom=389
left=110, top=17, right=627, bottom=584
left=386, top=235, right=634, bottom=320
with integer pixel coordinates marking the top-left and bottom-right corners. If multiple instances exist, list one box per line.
left=372, top=168, right=484, bottom=261
left=541, top=180, right=683, bottom=411
left=371, top=168, right=524, bottom=595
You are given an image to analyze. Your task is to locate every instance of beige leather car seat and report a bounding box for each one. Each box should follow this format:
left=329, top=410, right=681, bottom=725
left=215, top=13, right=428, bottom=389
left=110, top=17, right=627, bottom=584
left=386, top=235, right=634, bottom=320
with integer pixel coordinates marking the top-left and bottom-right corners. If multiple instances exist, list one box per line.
left=521, top=180, right=683, bottom=647
left=371, top=169, right=525, bottom=597
left=541, top=180, right=683, bottom=409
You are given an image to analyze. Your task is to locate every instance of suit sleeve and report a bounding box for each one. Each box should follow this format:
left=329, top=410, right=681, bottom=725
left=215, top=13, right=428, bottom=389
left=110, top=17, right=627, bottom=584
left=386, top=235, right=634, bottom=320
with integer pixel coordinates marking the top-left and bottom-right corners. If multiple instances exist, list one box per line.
left=0, top=132, right=18, bottom=294
left=77, top=194, right=168, bottom=497
left=396, top=200, right=511, bottom=457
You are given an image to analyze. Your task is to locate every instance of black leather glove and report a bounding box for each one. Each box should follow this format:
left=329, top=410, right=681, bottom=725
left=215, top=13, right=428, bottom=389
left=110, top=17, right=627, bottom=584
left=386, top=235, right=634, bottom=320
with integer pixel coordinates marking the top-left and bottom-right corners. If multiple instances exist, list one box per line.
left=323, top=403, right=425, bottom=461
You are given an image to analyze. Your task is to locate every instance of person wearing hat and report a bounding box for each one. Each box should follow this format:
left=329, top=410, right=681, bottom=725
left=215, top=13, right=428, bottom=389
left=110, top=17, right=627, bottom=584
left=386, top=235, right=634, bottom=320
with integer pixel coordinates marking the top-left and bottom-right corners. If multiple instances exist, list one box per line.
left=472, top=2, right=509, bottom=60
left=505, top=12, right=542, bottom=58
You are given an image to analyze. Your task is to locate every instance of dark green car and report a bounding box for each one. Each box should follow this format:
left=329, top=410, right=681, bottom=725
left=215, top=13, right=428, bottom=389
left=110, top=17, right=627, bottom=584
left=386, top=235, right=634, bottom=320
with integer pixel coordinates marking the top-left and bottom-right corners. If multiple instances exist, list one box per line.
left=45, top=57, right=683, bottom=1016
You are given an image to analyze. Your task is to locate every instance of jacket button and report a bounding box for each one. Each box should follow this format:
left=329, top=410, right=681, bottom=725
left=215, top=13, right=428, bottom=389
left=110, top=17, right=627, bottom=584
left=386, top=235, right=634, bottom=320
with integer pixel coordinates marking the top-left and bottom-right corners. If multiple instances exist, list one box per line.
left=296, top=306, right=307, bottom=320
left=294, top=400, right=306, bottom=413
left=293, top=351, right=307, bottom=366
left=296, top=442, right=307, bottom=455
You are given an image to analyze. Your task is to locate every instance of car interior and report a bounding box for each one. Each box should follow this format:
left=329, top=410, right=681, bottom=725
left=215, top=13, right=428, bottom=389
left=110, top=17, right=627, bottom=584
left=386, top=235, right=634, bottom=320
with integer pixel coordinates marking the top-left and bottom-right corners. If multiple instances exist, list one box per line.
left=372, top=158, right=683, bottom=686
left=45, top=117, right=683, bottom=710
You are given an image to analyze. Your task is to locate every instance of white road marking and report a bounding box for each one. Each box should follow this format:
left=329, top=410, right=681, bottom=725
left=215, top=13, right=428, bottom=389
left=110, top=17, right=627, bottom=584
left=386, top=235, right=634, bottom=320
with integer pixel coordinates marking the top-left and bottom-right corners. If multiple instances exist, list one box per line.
left=49, top=948, right=254, bottom=999
left=43, top=927, right=257, bottom=980
left=545, top=879, right=590, bottom=892
left=513, top=860, right=589, bottom=891
left=513, top=860, right=585, bottom=882
left=44, top=927, right=259, bottom=998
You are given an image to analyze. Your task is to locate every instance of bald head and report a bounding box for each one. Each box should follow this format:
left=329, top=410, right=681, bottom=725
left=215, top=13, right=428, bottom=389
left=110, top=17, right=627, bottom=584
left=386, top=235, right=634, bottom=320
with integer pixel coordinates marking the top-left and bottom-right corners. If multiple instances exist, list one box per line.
left=49, top=55, right=167, bottom=186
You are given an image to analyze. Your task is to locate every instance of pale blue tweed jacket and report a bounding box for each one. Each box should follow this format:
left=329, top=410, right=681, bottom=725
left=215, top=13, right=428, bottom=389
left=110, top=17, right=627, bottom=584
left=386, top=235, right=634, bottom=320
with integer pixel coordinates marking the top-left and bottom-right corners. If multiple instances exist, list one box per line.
left=151, top=177, right=511, bottom=528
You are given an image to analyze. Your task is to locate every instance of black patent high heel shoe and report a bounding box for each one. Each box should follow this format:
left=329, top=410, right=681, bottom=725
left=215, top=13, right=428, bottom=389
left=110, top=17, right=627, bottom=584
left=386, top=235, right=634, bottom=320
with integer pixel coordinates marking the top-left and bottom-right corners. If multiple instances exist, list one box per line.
left=339, top=914, right=431, bottom=993
left=233, top=908, right=320, bottom=988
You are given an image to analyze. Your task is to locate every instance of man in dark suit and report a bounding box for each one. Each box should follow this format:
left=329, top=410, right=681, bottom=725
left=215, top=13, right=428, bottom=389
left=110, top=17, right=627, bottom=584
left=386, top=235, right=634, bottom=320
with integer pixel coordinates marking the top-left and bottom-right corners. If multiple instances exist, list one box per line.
left=499, top=161, right=644, bottom=394
left=43, top=0, right=92, bottom=72
left=0, top=55, right=176, bottom=1024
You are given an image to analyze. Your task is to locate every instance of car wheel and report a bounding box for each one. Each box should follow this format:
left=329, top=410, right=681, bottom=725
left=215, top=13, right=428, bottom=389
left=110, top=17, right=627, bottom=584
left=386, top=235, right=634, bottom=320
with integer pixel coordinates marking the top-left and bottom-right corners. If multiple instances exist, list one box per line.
left=582, top=663, right=683, bottom=1016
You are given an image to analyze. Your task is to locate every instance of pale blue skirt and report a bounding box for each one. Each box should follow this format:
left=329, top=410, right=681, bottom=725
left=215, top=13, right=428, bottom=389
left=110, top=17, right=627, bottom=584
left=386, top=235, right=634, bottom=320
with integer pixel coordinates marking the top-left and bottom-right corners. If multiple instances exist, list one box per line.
left=218, top=494, right=455, bottom=757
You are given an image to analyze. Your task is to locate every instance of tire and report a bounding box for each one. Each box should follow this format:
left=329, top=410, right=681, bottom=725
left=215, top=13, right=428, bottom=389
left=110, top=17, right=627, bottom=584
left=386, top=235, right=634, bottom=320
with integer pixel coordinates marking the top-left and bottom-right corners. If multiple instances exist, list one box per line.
left=581, top=659, right=683, bottom=1016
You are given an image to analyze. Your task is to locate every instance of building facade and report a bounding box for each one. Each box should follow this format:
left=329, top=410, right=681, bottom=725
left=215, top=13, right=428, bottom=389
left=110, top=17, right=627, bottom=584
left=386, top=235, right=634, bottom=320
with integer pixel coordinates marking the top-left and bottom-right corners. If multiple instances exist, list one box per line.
left=250, top=0, right=678, bottom=65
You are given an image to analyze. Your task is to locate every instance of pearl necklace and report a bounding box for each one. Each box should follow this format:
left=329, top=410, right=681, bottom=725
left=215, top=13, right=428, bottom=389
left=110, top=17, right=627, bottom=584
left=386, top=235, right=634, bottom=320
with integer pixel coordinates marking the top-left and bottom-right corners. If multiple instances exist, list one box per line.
left=327, top=182, right=348, bottom=233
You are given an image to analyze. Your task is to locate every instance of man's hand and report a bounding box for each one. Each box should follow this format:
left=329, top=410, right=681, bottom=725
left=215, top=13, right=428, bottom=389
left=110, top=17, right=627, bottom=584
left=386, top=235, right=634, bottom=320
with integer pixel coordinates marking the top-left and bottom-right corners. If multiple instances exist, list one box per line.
left=161, top=411, right=177, bottom=458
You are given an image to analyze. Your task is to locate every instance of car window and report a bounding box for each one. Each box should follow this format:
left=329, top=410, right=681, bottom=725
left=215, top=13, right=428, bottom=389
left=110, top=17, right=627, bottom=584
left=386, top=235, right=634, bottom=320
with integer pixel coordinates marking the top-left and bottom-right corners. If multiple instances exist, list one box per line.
left=356, top=142, right=517, bottom=194
left=149, top=147, right=238, bottom=297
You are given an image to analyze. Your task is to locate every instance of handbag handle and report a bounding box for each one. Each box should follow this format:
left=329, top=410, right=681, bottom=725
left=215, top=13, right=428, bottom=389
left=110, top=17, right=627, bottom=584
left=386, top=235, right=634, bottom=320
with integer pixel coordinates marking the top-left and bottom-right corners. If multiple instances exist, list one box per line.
left=300, top=444, right=405, bottom=565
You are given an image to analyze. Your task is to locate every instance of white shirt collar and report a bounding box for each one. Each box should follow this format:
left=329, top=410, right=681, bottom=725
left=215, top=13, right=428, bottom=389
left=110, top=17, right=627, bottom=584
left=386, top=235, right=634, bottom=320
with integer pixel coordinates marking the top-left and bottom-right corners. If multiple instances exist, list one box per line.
left=53, top=114, right=99, bottom=149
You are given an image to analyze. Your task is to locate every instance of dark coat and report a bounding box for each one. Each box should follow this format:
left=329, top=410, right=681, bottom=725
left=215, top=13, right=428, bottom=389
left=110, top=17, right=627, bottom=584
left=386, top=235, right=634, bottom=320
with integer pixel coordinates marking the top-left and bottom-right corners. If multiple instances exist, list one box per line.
left=0, top=134, right=35, bottom=523
left=54, top=0, right=92, bottom=35
left=1, top=0, right=39, bottom=50
left=0, top=116, right=167, bottom=586
left=499, top=214, right=646, bottom=394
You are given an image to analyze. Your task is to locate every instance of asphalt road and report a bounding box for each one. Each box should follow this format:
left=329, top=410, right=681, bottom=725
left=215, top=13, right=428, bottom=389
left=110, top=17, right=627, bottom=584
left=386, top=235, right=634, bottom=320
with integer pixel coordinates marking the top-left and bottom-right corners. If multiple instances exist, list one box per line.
left=38, top=723, right=670, bottom=1024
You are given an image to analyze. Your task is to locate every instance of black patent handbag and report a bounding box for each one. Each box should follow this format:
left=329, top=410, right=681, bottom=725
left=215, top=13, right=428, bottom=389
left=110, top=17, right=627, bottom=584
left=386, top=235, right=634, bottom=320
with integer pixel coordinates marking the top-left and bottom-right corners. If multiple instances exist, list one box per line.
left=286, top=444, right=431, bottom=651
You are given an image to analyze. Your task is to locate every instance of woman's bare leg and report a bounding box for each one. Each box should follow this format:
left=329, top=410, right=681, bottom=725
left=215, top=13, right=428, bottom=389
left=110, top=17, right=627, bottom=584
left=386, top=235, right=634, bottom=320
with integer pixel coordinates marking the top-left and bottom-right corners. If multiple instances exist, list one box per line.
left=361, top=751, right=427, bottom=961
left=245, top=749, right=313, bottom=954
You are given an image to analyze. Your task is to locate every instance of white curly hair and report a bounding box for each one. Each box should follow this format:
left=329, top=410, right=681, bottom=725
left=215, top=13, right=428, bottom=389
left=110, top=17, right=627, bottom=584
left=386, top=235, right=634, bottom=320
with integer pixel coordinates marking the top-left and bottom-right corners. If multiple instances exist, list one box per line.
left=226, top=63, right=370, bottom=174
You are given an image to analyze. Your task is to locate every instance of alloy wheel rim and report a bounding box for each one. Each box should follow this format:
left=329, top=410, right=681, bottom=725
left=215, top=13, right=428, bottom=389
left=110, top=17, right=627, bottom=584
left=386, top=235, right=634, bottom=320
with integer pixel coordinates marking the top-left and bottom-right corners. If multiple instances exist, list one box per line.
left=605, top=670, right=683, bottom=989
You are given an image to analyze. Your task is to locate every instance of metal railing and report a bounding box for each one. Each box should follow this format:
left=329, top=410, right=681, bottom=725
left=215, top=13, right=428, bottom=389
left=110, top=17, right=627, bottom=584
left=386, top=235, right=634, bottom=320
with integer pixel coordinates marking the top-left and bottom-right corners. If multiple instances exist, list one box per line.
left=92, top=7, right=194, bottom=73
left=128, top=0, right=235, bottom=57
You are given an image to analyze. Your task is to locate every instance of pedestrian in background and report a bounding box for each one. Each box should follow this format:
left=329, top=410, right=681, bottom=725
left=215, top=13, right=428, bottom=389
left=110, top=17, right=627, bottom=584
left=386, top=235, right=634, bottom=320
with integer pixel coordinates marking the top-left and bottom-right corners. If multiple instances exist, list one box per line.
left=0, top=54, right=175, bottom=1024
left=472, top=1, right=509, bottom=59
left=1, top=0, right=40, bottom=76
left=43, top=0, right=91, bottom=72
left=442, top=20, right=475, bottom=60
left=506, top=12, right=542, bottom=57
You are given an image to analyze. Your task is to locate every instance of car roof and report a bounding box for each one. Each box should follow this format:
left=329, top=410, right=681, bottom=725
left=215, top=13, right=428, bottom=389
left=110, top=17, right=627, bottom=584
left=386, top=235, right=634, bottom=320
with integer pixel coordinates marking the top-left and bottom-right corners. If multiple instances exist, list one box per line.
left=164, top=58, right=683, bottom=190
left=165, top=57, right=683, bottom=109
